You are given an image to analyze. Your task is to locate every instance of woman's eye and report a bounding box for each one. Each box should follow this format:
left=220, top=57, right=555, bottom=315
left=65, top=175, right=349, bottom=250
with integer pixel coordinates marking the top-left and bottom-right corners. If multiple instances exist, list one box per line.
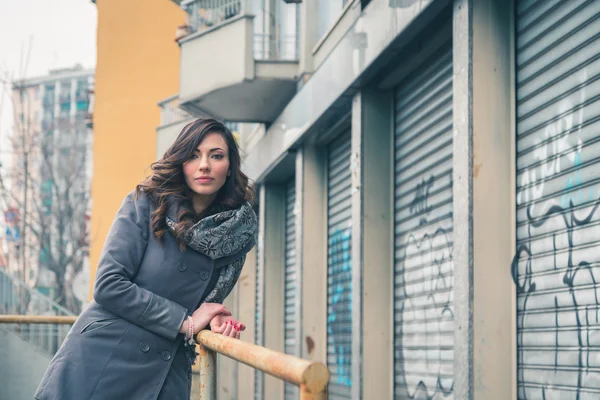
left=212, top=154, right=224, bottom=160
left=190, top=154, right=199, bottom=160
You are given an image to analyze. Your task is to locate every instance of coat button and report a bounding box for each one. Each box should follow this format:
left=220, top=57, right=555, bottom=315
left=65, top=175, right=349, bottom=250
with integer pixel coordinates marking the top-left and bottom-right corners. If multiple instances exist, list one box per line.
left=177, top=261, right=187, bottom=272
left=161, top=351, right=171, bottom=361
left=199, top=270, right=210, bottom=281
left=140, top=342, right=150, bottom=353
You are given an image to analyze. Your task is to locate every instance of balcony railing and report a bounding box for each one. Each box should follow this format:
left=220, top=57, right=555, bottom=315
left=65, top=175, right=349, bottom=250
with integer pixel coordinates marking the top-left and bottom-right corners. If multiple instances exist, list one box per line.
left=158, top=96, right=192, bottom=126
left=181, top=0, right=299, bottom=61
left=182, top=0, right=242, bottom=32
left=0, top=270, right=75, bottom=358
left=0, top=315, right=330, bottom=399
left=253, top=32, right=298, bottom=61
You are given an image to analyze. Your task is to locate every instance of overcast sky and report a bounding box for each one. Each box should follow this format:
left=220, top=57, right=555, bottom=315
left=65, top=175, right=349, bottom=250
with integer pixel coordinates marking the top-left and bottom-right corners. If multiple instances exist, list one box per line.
left=0, top=0, right=97, bottom=155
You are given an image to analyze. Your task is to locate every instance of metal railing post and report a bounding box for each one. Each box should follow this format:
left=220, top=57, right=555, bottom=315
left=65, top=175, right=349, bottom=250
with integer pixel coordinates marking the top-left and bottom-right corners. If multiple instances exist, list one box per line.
left=198, top=343, right=217, bottom=399
left=300, top=384, right=327, bottom=400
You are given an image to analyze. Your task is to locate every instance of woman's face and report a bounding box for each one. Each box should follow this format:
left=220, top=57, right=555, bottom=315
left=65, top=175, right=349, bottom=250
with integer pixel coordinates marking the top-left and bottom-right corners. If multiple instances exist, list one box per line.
left=183, top=132, right=230, bottom=199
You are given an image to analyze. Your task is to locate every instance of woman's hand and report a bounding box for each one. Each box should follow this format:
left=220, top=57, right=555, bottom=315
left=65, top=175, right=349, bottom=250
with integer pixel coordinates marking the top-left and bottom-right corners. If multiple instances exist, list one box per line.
left=209, top=314, right=245, bottom=339
left=180, top=303, right=231, bottom=335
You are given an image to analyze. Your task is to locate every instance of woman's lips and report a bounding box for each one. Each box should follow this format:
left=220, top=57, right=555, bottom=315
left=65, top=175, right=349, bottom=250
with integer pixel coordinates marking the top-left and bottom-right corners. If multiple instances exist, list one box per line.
left=195, top=177, right=214, bottom=183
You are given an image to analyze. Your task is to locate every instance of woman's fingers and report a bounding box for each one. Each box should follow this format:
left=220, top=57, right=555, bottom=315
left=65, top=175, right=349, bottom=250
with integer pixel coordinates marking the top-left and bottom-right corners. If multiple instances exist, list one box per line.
left=222, top=321, right=233, bottom=336
left=214, top=322, right=227, bottom=334
left=229, top=322, right=238, bottom=337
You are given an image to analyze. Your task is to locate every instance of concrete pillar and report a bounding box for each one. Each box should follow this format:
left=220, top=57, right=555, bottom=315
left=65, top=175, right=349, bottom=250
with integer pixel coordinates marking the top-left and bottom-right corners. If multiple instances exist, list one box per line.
left=299, top=0, right=319, bottom=79
left=236, top=245, right=257, bottom=400
left=453, top=0, right=514, bottom=398
left=352, top=87, right=394, bottom=399
left=299, top=143, right=328, bottom=365
left=263, top=184, right=287, bottom=400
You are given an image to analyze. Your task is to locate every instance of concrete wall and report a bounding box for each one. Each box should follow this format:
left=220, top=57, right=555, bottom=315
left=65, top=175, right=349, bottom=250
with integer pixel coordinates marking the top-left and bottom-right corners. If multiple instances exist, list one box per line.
left=89, top=0, right=184, bottom=296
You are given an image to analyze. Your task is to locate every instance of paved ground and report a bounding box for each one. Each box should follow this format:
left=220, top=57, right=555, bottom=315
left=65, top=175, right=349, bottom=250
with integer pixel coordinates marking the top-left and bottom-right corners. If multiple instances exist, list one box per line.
left=0, top=329, right=50, bottom=400
left=0, top=330, right=205, bottom=400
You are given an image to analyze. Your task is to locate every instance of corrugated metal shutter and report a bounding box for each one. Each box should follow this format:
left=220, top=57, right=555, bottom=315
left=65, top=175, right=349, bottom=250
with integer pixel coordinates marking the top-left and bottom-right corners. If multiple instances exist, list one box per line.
left=515, top=1, right=600, bottom=398
left=327, top=131, right=353, bottom=399
left=393, top=42, right=454, bottom=399
left=255, top=234, right=264, bottom=400
left=284, top=179, right=299, bottom=400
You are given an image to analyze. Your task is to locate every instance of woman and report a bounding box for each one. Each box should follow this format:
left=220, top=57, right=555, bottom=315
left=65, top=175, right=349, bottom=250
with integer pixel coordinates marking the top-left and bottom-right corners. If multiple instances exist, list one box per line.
left=34, top=118, right=258, bottom=400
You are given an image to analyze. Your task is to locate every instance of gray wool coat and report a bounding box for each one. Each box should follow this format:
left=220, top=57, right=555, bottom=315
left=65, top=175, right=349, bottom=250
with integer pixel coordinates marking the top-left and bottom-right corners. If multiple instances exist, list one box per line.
left=34, top=190, right=256, bottom=400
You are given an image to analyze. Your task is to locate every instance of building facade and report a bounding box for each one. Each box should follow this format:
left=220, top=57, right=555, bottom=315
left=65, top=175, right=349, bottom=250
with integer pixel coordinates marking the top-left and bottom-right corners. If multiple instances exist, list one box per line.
left=10, top=65, right=94, bottom=311
left=88, top=0, right=185, bottom=300
left=163, top=0, right=599, bottom=398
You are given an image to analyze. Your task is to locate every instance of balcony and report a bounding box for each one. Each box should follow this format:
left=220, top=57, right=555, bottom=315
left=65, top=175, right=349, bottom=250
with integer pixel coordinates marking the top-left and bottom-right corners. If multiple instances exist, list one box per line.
left=178, top=0, right=300, bottom=123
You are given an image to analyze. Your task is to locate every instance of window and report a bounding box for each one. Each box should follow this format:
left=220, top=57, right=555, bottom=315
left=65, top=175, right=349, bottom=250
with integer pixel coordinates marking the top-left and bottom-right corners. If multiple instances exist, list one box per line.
left=76, top=80, right=88, bottom=100
left=44, top=85, right=55, bottom=105
left=76, top=101, right=88, bottom=111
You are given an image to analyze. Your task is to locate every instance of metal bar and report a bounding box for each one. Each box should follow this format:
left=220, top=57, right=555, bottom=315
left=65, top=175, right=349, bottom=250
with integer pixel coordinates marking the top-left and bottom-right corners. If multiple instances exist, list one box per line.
left=198, top=343, right=217, bottom=399
left=0, top=315, right=77, bottom=324
left=196, top=330, right=329, bottom=395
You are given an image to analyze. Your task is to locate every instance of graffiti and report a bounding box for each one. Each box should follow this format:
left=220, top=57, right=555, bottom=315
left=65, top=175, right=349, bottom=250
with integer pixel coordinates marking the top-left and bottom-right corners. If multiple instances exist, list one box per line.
left=410, top=176, right=435, bottom=221
left=517, top=69, right=590, bottom=214
left=512, top=198, right=600, bottom=399
left=327, top=228, right=352, bottom=388
left=397, top=174, right=454, bottom=399
left=513, top=66, right=596, bottom=398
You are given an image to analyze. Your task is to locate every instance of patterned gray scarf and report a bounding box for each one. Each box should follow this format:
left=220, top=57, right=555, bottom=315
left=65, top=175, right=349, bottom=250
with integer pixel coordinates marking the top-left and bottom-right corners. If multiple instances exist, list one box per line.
left=166, top=202, right=257, bottom=303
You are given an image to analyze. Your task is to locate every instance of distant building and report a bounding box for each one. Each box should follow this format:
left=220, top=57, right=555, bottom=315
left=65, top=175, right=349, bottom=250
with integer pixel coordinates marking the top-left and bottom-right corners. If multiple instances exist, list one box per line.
left=10, top=64, right=94, bottom=311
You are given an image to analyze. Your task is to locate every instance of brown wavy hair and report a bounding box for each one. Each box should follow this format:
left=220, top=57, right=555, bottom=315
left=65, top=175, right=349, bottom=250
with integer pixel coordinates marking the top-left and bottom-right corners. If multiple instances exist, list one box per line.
left=136, top=118, right=254, bottom=244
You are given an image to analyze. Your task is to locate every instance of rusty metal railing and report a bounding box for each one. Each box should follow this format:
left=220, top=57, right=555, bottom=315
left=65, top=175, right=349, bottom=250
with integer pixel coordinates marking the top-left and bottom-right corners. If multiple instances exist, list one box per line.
left=0, top=315, right=329, bottom=399
left=0, top=270, right=77, bottom=357
left=0, top=315, right=78, bottom=325
left=196, top=330, right=329, bottom=399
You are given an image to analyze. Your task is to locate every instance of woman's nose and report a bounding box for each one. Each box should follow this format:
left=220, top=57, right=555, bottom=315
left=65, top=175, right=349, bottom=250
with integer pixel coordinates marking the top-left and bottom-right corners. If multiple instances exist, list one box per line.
left=198, top=156, right=210, bottom=171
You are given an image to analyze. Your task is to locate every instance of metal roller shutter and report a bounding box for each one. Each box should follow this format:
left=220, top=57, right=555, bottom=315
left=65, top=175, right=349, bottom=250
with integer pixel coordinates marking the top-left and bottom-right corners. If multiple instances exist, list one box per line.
left=284, top=179, right=299, bottom=400
left=393, top=42, right=454, bottom=399
left=327, top=131, right=353, bottom=399
left=255, top=234, right=264, bottom=400
left=515, top=1, right=600, bottom=398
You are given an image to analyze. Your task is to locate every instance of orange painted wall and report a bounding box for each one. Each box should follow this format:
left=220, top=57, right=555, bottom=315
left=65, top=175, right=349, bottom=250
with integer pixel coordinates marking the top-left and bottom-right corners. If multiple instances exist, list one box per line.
left=89, top=0, right=184, bottom=298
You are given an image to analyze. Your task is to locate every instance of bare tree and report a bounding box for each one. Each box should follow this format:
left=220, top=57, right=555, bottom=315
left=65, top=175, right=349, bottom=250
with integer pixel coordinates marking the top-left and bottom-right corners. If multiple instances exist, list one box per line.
left=0, top=68, right=92, bottom=314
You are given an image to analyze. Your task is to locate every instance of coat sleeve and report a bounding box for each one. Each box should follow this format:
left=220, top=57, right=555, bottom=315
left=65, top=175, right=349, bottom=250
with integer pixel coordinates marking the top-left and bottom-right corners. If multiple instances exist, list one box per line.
left=93, top=191, right=188, bottom=341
